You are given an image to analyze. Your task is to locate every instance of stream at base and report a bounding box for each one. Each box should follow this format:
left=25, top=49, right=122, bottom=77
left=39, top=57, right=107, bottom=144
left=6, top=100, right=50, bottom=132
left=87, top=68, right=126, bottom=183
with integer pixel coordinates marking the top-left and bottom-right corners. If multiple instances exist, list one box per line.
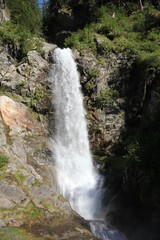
left=50, top=47, right=127, bottom=240
left=90, top=221, right=127, bottom=240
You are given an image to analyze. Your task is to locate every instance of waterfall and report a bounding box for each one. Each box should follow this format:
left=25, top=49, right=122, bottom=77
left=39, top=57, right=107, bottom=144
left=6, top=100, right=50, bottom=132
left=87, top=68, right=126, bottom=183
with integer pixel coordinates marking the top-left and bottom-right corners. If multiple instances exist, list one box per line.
left=51, top=48, right=104, bottom=220
left=51, top=48, right=127, bottom=240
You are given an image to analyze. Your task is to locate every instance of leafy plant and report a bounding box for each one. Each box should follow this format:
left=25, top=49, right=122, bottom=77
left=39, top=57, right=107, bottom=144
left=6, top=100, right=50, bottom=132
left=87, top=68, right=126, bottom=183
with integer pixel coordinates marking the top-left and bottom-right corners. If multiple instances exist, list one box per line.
left=90, top=67, right=100, bottom=79
left=65, top=4, right=160, bottom=68
left=15, top=171, right=26, bottom=183
left=0, top=154, right=8, bottom=169
left=96, top=88, right=118, bottom=109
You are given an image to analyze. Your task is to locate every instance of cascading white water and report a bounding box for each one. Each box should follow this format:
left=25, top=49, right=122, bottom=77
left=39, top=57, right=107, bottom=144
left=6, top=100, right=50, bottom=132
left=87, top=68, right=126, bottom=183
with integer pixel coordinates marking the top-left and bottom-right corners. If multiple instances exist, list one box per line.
left=51, top=48, right=127, bottom=240
left=51, top=48, right=104, bottom=220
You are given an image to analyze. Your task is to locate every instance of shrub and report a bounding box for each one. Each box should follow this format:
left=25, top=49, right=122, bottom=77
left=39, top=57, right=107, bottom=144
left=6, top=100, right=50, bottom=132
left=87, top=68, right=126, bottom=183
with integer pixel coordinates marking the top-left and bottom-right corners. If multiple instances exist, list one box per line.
left=0, top=22, right=43, bottom=58
left=0, top=0, right=43, bottom=59
left=65, top=4, right=160, bottom=69
left=0, top=154, right=8, bottom=169
left=6, top=0, right=42, bottom=35
left=96, top=88, right=118, bottom=109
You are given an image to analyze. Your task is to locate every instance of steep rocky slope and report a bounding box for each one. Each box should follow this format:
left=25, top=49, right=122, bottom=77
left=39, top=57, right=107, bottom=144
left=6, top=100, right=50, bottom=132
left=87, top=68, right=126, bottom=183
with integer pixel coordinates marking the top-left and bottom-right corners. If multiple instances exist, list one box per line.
left=0, top=44, right=97, bottom=240
left=1, top=38, right=160, bottom=239
left=74, top=48, right=160, bottom=240
left=1, top=1, right=160, bottom=237
left=75, top=50, right=134, bottom=156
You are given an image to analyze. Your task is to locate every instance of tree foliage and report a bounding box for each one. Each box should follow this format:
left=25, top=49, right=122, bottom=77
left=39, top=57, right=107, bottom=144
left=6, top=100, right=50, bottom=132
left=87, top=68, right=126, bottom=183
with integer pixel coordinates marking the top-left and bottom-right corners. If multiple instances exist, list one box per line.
left=0, top=0, right=43, bottom=59
left=43, top=0, right=160, bottom=41
left=6, top=0, right=42, bottom=34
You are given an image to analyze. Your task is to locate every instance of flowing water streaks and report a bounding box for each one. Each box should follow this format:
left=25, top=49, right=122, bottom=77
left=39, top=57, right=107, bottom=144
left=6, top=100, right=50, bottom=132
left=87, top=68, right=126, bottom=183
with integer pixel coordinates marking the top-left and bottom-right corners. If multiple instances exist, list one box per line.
left=51, top=48, right=127, bottom=240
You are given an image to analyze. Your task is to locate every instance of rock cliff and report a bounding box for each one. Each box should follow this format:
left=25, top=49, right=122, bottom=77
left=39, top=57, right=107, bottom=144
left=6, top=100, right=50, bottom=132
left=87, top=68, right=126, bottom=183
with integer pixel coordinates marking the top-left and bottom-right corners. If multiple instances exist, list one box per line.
left=0, top=27, right=160, bottom=240
left=74, top=48, right=160, bottom=240
left=74, top=50, right=134, bottom=156
left=0, top=44, right=97, bottom=240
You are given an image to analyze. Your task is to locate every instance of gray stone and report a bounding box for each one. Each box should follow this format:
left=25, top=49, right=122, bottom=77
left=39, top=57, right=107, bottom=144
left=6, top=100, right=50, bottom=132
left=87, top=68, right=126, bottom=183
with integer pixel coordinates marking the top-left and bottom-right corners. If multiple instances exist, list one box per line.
left=27, top=51, right=47, bottom=69
left=0, top=122, right=6, bottom=147
left=0, top=219, right=6, bottom=227
left=0, top=181, right=30, bottom=207
left=42, top=42, right=57, bottom=60
left=0, top=0, right=9, bottom=22
left=0, top=45, right=97, bottom=239
left=10, top=138, right=27, bottom=162
left=95, top=37, right=104, bottom=45
left=16, top=63, right=31, bottom=78
left=76, top=51, right=134, bottom=154
left=30, top=185, right=53, bottom=206
left=0, top=197, right=15, bottom=209
left=25, top=176, right=36, bottom=186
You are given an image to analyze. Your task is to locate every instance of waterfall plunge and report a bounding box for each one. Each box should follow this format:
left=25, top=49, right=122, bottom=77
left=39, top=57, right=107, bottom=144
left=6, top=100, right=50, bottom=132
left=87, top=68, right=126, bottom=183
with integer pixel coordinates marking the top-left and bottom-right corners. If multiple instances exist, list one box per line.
left=52, top=48, right=104, bottom=220
left=51, top=48, right=127, bottom=240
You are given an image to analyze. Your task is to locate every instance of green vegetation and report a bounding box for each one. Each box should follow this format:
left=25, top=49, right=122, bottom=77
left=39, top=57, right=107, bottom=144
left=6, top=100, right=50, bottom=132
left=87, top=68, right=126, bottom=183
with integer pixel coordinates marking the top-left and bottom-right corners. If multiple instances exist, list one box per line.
left=40, top=199, right=56, bottom=213
left=29, top=205, right=42, bottom=218
left=31, top=179, right=42, bottom=187
left=6, top=0, right=41, bottom=34
left=0, top=22, right=43, bottom=58
left=15, top=171, right=26, bottom=183
left=96, top=89, right=118, bottom=109
left=22, top=203, right=43, bottom=220
left=65, top=4, right=160, bottom=68
left=0, top=227, right=43, bottom=240
left=0, top=0, right=42, bottom=59
left=90, top=67, right=100, bottom=79
left=0, top=153, right=8, bottom=169
left=0, top=203, right=44, bottom=226
left=25, top=85, right=48, bottom=112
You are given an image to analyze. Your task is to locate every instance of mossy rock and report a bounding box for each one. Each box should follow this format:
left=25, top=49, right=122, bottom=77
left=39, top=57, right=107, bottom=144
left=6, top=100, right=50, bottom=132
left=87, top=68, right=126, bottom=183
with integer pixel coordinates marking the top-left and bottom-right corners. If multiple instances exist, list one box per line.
left=0, top=227, right=43, bottom=240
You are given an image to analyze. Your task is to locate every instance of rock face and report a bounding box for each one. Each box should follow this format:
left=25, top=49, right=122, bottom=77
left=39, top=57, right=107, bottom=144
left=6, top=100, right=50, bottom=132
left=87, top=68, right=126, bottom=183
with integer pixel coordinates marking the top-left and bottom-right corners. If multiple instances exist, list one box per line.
left=74, top=51, right=135, bottom=156
left=75, top=49, right=160, bottom=157
left=0, top=44, right=57, bottom=114
left=0, top=181, right=30, bottom=209
left=0, top=44, right=97, bottom=240
left=0, top=96, right=43, bottom=135
left=1, top=40, right=159, bottom=239
left=74, top=48, right=160, bottom=240
left=0, top=0, right=9, bottom=22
